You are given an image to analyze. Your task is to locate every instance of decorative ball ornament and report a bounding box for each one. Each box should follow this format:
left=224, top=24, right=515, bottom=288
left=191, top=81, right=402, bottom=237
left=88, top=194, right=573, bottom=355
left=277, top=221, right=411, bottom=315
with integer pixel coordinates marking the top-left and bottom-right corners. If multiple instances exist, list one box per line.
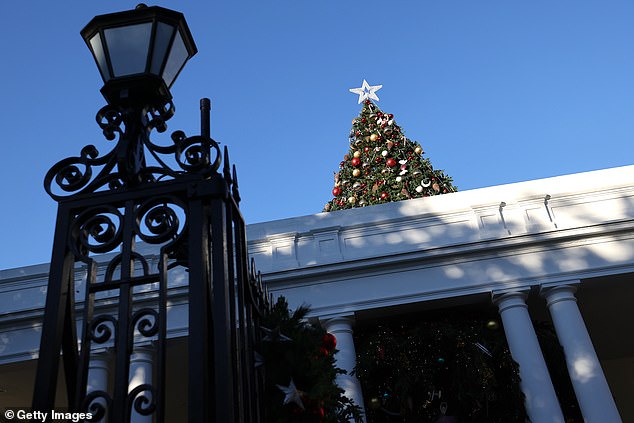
left=348, top=196, right=356, bottom=204
left=386, top=158, right=397, bottom=167
left=486, top=320, right=500, bottom=330
left=414, top=146, right=423, bottom=154
left=352, top=169, right=361, bottom=177
left=381, top=150, right=388, bottom=157
left=369, top=397, right=381, bottom=410
left=415, top=186, right=423, bottom=193
left=370, top=134, right=379, bottom=142
left=364, top=146, right=370, bottom=152
left=395, top=176, right=402, bottom=183
left=353, top=151, right=361, bottom=158
left=322, top=333, right=337, bottom=351
left=332, top=187, right=342, bottom=196
left=380, top=192, right=389, bottom=200
left=351, top=157, right=361, bottom=167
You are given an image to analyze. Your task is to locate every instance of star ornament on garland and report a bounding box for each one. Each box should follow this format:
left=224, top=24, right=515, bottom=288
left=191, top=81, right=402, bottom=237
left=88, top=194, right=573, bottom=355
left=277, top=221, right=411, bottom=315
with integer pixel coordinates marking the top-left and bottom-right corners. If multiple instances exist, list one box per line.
left=349, top=79, right=382, bottom=104
left=276, top=379, right=305, bottom=410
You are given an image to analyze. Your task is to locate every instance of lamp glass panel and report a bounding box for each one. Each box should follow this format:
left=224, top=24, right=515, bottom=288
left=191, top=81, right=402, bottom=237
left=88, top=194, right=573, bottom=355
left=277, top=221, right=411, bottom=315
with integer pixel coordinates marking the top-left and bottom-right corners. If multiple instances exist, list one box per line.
left=162, top=30, right=188, bottom=88
left=150, top=22, right=175, bottom=75
left=104, top=22, right=152, bottom=77
left=89, top=33, right=111, bottom=81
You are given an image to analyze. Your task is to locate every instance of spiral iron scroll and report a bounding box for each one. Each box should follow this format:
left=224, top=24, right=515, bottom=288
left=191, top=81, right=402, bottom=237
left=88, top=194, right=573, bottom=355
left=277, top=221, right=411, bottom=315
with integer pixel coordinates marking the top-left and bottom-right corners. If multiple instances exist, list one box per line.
left=136, top=197, right=186, bottom=245
left=71, top=206, right=123, bottom=258
left=88, top=315, right=118, bottom=344
left=44, top=100, right=222, bottom=200
left=82, top=390, right=112, bottom=421
left=131, top=309, right=159, bottom=339
left=128, top=384, right=156, bottom=417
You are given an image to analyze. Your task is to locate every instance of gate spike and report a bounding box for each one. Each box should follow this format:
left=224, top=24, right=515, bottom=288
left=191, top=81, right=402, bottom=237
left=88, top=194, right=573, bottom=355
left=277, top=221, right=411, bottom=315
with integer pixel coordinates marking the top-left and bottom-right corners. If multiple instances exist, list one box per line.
left=250, top=258, right=256, bottom=280
left=232, top=165, right=241, bottom=205
left=223, top=146, right=232, bottom=185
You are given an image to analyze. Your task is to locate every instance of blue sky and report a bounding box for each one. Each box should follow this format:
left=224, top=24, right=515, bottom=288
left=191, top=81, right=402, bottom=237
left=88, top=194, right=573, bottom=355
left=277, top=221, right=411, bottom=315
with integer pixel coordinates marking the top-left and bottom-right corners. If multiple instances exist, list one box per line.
left=1, top=0, right=633, bottom=270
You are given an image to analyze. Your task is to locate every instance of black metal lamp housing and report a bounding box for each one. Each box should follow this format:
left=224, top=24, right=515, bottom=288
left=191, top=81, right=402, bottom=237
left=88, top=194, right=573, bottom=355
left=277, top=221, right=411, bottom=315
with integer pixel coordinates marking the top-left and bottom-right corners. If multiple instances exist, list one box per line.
left=81, top=4, right=197, bottom=107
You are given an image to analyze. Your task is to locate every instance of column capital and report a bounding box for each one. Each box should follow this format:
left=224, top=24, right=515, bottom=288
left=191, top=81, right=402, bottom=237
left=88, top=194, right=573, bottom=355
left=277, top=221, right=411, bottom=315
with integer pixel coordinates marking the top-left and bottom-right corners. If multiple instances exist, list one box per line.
left=320, top=314, right=356, bottom=333
left=540, top=283, right=579, bottom=307
left=492, top=290, right=529, bottom=313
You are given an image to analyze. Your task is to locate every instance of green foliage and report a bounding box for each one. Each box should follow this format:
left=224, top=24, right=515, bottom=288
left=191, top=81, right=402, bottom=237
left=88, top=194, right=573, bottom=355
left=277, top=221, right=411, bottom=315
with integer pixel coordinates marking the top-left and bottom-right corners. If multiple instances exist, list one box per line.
left=262, top=297, right=363, bottom=422
left=354, top=313, right=526, bottom=422
left=324, top=100, right=456, bottom=212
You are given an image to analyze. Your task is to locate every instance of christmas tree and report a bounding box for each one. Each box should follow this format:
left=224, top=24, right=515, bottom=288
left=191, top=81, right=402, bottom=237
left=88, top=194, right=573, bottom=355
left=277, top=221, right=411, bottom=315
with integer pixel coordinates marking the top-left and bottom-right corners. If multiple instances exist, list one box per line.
left=354, top=313, right=526, bottom=422
left=324, top=80, right=456, bottom=212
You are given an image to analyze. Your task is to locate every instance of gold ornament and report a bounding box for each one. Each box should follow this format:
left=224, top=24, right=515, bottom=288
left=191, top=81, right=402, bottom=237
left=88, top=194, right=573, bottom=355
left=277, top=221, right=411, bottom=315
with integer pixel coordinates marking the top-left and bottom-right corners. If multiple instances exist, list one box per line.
left=486, top=320, right=500, bottom=330
left=414, top=146, right=423, bottom=154
left=353, top=151, right=361, bottom=158
left=352, top=169, right=361, bottom=177
left=324, top=203, right=331, bottom=211
left=370, top=134, right=378, bottom=142
left=352, top=118, right=357, bottom=125
left=432, top=183, right=440, bottom=192
left=386, top=141, right=394, bottom=150
left=348, top=196, right=356, bottom=204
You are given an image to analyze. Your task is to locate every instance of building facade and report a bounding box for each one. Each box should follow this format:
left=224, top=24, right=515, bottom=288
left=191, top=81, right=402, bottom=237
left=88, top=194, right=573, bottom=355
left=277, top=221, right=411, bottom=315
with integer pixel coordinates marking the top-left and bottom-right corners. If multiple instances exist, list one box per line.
left=1, top=165, right=633, bottom=422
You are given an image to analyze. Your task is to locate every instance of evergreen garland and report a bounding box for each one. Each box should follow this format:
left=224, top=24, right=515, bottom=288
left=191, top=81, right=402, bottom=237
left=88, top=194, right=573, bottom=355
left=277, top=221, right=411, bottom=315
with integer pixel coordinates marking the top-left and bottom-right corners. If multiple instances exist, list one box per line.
left=324, top=100, right=456, bottom=212
left=262, top=297, right=363, bottom=422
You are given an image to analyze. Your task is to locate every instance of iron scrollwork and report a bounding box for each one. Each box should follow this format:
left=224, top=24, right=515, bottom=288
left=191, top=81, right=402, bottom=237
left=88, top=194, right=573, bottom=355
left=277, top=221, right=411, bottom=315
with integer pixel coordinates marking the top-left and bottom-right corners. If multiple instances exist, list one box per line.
left=44, top=99, right=222, bottom=201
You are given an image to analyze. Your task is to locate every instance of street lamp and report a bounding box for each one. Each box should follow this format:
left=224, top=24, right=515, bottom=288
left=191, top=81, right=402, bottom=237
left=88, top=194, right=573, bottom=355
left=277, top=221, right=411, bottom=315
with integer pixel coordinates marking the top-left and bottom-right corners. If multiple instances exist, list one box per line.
left=34, top=4, right=269, bottom=423
left=81, top=3, right=197, bottom=106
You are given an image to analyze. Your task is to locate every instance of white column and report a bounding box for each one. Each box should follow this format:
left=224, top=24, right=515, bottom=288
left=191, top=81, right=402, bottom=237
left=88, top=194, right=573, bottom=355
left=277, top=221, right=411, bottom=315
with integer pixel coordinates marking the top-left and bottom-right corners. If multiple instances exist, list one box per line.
left=542, top=285, right=622, bottom=423
left=129, top=347, right=154, bottom=423
left=493, top=291, right=564, bottom=423
left=321, top=315, right=366, bottom=421
left=87, top=353, right=110, bottom=423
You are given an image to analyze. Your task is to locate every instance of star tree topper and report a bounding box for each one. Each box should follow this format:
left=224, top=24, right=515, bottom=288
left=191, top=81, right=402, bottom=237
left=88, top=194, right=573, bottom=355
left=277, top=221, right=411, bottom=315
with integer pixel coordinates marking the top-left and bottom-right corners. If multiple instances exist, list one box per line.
left=349, top=79, right=382, bottom=104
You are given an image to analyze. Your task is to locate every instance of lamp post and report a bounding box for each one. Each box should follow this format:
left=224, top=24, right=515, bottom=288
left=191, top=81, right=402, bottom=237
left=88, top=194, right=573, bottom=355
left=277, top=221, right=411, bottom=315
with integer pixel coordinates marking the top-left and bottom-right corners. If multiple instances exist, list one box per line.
left=33, top=5, right=269, bottom=423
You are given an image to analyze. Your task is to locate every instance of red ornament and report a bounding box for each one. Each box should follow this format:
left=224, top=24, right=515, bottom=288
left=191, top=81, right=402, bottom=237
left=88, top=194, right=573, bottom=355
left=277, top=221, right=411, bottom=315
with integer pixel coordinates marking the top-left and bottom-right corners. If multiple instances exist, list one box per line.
left=401, top=164, right=407, bottom=170
left=364, top=146, right=370, bottom=152
left=377, top=112, right=383, bottom=117
left=386, top=158, right=397, bottom=167
left=365, top=99, right=371, bottom=105
left=355, top=131, right=361, bottom=136
left=375, top=157, right=382, bottom=163
left=322, top=333, right=337, bottom=351
left=319, top=347, right=329, bottom=356
left=361, top=118, right=366, bottom=123
left=351, top=157, right=361, bottom=167
left=388, top=114, right=394, bottom=119
left=332, top=187, right=342, bottom=196
left=380, top=192, right=389, bottom=200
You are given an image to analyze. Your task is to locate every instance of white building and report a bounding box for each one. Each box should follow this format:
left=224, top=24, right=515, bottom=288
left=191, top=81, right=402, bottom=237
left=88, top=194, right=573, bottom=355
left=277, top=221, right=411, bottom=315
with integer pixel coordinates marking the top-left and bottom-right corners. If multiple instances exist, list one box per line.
left=1, top=165, right=633, bottom=422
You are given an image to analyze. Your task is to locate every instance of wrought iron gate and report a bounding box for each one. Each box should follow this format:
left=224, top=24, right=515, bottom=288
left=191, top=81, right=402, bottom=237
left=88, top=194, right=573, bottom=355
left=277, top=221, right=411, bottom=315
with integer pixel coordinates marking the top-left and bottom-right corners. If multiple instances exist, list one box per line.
left=33, top=98, right=269, bottom=422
